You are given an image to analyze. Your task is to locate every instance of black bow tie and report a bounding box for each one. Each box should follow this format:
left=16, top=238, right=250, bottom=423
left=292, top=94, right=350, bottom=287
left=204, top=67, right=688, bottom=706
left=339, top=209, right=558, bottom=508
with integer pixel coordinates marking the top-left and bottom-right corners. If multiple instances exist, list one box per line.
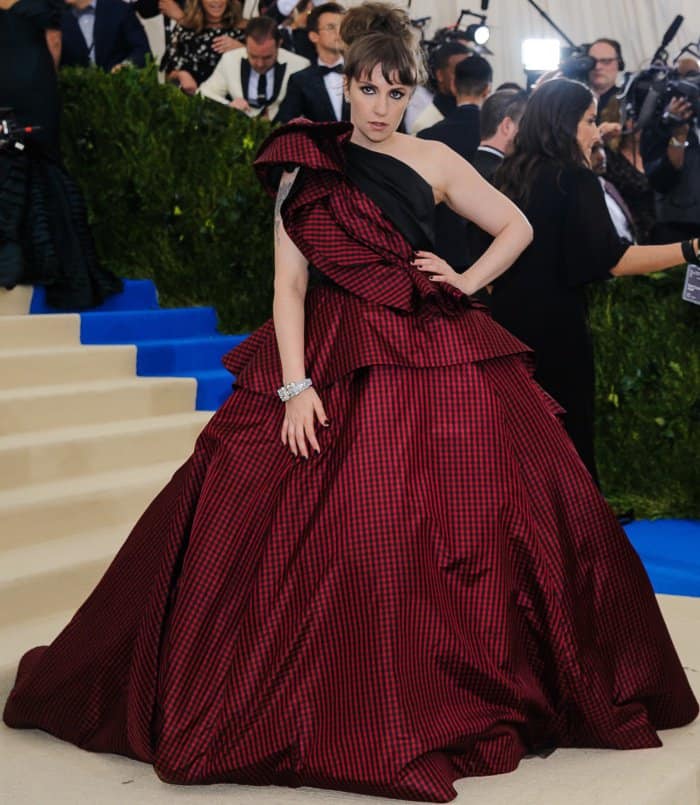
left=318, top=64, right=343, bottom=76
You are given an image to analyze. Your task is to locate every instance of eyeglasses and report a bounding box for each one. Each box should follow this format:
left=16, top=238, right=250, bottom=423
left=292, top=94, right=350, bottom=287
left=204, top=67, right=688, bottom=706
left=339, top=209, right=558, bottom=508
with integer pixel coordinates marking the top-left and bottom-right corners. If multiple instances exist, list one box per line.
left=592, top=57, right=618, bottom=66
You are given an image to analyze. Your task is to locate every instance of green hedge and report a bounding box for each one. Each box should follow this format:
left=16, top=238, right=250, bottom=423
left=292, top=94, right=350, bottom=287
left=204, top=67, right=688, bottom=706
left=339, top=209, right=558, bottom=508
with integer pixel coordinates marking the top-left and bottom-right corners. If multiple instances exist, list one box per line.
left=59, top=64, right=699, bottom=518
left=60, top=63, right=275, bottom=332
left=589, top=272, right=699, bottom=518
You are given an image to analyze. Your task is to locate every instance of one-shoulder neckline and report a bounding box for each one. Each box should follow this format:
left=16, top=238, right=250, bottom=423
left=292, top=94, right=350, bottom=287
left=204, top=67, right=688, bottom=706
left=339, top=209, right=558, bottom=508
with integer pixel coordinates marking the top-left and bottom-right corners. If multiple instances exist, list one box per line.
left=345, top=142, right=438, bottom=206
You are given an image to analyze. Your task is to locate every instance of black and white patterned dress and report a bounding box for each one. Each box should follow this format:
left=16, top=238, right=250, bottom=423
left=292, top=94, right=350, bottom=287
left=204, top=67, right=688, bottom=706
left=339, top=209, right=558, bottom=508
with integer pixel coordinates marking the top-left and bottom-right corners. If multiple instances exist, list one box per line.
left=160, top=25, right=243, bottom=85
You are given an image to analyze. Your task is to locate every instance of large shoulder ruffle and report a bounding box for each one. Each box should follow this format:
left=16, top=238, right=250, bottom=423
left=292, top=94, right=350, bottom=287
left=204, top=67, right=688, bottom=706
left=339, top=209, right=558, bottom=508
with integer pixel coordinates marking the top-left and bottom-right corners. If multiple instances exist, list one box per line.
left=236, top=121, right=537, bottom=399
left=254, top=119, right=352, bottom=193
left=254, top=120, right=466, bottom=314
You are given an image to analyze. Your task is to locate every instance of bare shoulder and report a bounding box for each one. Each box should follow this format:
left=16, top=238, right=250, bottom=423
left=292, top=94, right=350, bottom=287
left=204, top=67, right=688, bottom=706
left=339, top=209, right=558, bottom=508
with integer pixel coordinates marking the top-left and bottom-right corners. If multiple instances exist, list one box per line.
left=389, top=134, right=463, bottom=202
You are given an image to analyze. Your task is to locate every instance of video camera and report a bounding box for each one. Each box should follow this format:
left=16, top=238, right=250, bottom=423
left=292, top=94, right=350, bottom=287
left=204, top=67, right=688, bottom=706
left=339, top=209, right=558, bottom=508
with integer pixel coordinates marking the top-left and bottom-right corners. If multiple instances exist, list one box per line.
left=617, top=16, right=700, bottom=130
left=622, top=66, right=700, bottom=128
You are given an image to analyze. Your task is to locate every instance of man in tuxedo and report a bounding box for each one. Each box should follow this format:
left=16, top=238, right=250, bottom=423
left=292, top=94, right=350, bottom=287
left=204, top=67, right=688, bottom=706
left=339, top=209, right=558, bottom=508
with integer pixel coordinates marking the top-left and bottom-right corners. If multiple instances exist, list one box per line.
left=199, top=15, right=310, bottom=120
left=465, top=89, right=529, bottom=290
left=406, top=41, right=471, bottom=135
left=472, top=88, right=527, bottom=181
left=591, top=143, right=637, bottom=243
left=417, top=55, right=493, bottom=161
left=60, top=0, right=151, bottom=72
left=276, top=3, right=348, bottom=124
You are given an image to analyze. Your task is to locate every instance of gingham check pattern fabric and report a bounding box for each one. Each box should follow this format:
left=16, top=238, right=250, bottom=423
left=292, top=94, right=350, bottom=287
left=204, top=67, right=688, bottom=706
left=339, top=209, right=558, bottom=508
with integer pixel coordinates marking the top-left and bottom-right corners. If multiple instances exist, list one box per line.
left=4, top=121, right=697, bottom=803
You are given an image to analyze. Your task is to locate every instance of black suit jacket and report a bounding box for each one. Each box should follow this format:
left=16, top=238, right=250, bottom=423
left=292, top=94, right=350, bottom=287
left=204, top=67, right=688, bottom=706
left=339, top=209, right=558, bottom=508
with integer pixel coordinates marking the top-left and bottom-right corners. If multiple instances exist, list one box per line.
left=276, top=63, right=349, bottom=124
left=417, top=104, right=481, bottom=162
left=417, top=105, right=482, bottom=272
left=464, top=147, right=504, bottom=292
left=60, top=0, right=151, bottom=71
left=471, top=147, right=503, bottom=182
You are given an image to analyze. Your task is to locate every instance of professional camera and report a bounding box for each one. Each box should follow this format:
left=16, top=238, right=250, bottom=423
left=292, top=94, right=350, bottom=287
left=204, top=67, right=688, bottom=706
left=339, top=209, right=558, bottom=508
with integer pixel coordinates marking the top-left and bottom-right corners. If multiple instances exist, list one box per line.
left=621, top=64, right=700, bottom=128
left=559, top=48, right=596, bottom=82
left=617, top=15, right=700, bottom=129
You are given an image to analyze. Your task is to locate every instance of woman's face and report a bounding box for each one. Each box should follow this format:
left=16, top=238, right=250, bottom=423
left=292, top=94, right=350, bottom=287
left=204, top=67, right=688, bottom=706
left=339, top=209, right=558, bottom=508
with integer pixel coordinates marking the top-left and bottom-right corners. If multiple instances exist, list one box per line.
left=576, top=101, right=600, bottom=164
left=202, top=0, right=226, bottom=24
left=346, top=63, right=411, bottom=148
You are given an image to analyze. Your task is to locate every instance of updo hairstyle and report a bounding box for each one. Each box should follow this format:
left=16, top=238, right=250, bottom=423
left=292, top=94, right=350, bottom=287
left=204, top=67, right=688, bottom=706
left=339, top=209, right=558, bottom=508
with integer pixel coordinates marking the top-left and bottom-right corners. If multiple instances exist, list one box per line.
left=340, top=3, right=426, bottom=88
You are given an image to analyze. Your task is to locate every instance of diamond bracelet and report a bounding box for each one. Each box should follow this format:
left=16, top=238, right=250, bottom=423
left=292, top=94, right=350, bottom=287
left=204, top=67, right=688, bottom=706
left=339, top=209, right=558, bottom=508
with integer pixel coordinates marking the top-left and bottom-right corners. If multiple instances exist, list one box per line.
left=277, top=378, right=312, bottom=402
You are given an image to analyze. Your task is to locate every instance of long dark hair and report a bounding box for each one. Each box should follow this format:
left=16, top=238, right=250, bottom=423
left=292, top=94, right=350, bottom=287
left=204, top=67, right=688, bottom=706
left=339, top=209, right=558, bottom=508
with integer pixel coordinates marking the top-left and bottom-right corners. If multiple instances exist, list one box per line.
left=496, top=78, right=594, bottom=207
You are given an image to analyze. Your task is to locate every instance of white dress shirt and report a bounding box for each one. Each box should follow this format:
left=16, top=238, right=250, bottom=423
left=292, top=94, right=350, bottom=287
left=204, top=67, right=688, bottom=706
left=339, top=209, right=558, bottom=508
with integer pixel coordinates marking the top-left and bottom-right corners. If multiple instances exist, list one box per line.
left=247, top=67, right=274, bottom=106
left=319, top=58, right=344, bottom=121
left=73, top=0, right=97, bottom=64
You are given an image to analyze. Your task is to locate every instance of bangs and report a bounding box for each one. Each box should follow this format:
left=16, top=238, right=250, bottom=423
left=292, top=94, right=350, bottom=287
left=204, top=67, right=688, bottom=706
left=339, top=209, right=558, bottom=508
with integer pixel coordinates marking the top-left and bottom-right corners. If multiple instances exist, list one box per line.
left=344, top=33, right=422, bottom=88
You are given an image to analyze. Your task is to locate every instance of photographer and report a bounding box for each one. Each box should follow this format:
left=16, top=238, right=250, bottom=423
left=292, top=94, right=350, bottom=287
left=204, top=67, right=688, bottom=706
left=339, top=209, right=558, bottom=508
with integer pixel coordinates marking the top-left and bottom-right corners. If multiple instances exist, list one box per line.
left=587, top=38, right=625, bottom=120
left=641, top=85, right=700, bottom=244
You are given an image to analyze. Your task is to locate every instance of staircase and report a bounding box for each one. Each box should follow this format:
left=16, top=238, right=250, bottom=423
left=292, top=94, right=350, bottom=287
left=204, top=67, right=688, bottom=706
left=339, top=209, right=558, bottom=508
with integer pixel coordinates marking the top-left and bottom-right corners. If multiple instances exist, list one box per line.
left=0, top=282, right=245, bottom=700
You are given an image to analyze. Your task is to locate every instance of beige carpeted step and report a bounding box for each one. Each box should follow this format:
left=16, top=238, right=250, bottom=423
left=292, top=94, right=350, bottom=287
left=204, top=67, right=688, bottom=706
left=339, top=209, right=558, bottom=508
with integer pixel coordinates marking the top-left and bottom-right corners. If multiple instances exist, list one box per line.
left=0, top=344, right=136, bottom=389
left=0, top=461, right=181, bottom=552
left=0, top=411, right=211, bottom=490
left=0, top=376, right=197, bottom=435
left=0, top=313, right=80, bottom=346
left=0, top=525, right=138, bottom=627
left=0, top=287, right=32, bottom=316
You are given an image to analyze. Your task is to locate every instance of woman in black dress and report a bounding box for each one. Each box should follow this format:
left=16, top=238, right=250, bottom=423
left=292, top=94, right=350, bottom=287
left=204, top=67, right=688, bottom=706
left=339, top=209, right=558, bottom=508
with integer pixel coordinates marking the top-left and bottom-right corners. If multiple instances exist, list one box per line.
left=492, top=78, right=698, bottom=484
left=0, top=0, right=122, bottom=307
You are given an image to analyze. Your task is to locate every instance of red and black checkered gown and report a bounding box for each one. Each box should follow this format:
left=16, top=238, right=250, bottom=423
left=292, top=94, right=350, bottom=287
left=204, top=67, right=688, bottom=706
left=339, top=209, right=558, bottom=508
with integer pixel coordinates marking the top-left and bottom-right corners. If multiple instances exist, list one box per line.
left=4, top=121, right=698, bottom=802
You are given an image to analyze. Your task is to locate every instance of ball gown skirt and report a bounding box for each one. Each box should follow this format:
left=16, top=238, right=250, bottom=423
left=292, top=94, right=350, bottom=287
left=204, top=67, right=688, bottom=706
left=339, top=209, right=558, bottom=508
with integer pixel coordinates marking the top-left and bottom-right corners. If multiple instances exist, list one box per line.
left=3, top=121, right=697, bottom=803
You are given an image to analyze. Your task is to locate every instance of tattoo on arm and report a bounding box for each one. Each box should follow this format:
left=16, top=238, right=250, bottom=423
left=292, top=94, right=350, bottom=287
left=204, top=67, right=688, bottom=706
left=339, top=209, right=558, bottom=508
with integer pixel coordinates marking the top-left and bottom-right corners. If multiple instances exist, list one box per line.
left=274, top=168, right=299, bottom=245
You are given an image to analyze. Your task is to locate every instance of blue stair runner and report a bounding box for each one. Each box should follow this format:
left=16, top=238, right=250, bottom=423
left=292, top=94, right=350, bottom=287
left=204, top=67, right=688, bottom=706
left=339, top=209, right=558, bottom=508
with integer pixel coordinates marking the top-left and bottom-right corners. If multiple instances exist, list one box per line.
left=30, top=279, right=246, bottom=411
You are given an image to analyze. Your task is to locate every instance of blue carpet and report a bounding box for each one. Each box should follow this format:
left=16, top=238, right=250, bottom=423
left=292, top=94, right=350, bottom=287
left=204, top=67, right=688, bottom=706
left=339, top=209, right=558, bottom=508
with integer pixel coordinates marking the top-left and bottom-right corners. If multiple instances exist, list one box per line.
left=625, top=519, right=700, bottom=597
left=29, top=280, right=245, bottom=411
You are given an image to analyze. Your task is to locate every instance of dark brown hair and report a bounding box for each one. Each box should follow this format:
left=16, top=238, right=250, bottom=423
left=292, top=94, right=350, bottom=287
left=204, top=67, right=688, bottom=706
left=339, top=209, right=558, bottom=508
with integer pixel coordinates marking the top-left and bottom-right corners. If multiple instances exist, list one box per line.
left=180, top=0, right=242, bottom=33
left=341, top=3, right=425, bottom=87
left=307, top=2, right=344, bottom=33
left=495, top=78, right=594, bottom=207
left=244, top=15, right=282, bottom=44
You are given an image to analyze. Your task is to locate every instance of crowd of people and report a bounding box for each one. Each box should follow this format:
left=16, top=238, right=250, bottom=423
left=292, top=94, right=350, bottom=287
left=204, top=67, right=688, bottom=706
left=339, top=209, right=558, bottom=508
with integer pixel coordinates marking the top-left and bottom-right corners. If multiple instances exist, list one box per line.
left=4, top=4, right=699, bottom=802
left=1, top=0, right=699, bottom=474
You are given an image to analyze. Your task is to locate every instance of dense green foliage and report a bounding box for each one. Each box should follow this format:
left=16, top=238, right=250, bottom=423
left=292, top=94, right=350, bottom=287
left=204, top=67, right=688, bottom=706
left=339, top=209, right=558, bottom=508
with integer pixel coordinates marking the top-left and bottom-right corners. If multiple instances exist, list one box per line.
left=59, top=64, right=698, bottom=517
left=60, top=63, right=275, bottom=332
left=589, top=272, right=699, bottom=517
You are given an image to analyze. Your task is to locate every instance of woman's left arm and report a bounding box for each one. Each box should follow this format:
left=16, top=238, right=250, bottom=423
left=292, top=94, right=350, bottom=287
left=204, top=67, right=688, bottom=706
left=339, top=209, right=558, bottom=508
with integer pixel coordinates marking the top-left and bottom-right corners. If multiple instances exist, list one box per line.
left=413, top=142, right=532, bottom=295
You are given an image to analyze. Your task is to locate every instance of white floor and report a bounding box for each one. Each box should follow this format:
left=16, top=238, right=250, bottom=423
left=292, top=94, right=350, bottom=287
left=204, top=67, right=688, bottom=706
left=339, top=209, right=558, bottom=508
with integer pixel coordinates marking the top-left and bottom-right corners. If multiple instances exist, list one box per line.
left=1, top=594, right=698, bottom=805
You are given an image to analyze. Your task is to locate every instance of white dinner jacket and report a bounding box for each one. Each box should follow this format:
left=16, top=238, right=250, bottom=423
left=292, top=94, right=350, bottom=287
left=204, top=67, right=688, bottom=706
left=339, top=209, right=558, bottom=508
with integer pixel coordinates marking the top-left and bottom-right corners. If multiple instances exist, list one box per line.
left=199, top=47, right=310, bottom=120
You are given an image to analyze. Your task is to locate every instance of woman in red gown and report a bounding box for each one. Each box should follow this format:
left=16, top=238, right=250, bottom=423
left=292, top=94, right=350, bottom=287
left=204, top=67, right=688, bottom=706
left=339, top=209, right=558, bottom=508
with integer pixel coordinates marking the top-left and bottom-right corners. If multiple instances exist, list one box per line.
left=3, top=4, right=697, bottom=802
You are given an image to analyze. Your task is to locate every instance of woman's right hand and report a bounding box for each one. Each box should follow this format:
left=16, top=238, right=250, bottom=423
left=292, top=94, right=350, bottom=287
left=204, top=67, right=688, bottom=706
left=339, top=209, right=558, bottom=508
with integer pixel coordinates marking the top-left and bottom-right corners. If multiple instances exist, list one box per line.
left=281, top=388, right=329, bottom=459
